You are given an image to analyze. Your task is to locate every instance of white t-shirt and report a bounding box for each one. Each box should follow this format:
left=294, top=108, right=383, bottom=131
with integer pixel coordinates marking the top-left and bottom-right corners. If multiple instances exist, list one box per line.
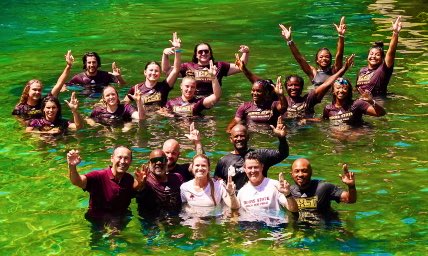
left=180, top=178, right=228, bottom=207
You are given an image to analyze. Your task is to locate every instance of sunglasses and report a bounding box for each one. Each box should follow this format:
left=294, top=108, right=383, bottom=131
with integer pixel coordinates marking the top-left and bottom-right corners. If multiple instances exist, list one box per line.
left=150, top=156, right=166, bottom=163
left=197, top=49, right=210, bottom=54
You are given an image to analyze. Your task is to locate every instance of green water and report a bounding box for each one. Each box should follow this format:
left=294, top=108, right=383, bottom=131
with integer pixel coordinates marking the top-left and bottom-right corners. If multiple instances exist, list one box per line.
left=1, top=0, right=427, bottom=255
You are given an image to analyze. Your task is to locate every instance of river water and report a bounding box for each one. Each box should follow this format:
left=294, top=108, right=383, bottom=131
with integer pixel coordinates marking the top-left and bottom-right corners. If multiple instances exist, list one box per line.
left=1, top=0, right=427, bottom=255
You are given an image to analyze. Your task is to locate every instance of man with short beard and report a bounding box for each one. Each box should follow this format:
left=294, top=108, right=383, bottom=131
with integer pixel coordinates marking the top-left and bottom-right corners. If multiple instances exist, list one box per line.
left=136, top=149, right=184, bottom=219
left=214, top=117, right=289, bottom=191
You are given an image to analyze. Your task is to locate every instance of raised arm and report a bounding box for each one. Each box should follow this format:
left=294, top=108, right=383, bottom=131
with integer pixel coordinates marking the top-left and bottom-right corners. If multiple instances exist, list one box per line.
left=166, top=32, right=182, bottom=87
left=270, top=116, right=289, bottom=158
left=203, top=60, right=222, bottom=108
left=184, top=122, right=205, bottom=155
left=130, top=86, right=145, bottom=120
left=111, top=62, right=126, bottom=85
left=277, top=172, right=298, bottom=212
left=228, top=45, right=250, bottom=75
left=339, top=164, right=357, bottom=203
left=333, top=16, right=346, bottom=72
left=279, top=24, right=316, bottom=79
left=133, top=164, right=148, bottom=191
left=51, top=50, right=74, bottom=97
left=314, top=54, right=355, bottom=101
left=273, top=76, right=287, bottom=113
left=67, top=149, right=87, bottom=189
left=359, top=90, right=386, bottom=117
left=223, top=175, right=240, bottom=209
left=385, top=16, right=402, bottom=68
left=234, top=53, right=261, bottom=84
left=65, top=92, right=83, bottom=131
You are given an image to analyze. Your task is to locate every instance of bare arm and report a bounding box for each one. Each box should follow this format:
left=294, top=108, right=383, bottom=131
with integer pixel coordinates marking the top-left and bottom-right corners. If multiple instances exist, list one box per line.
left=111, top=62, right=126, bottom=85
left=130, top=86, right=145, bottom=120
left=223, top=175, right=240, bottom=209
left=339, top=164, right=357, bottom=203
left=234, top=53, right=261, bottom=84
left=385, top=16, right=402, bottom=68
left=279, top=24, right=316, bottom=80
left=65, top=92, right=83, bottom=131
left=184, top=122, right=205, bottom=155
left=360, top=90, right=386, bottom=117
left=228, top=45, right=250, bottom=76
left=51, top=50, right=74, bottom=97
left=166, top=32, right=182, bottom=87
left=203, top=60, right=222, bottom=108
left=273, top=76, right=287, bottom=113
left=67, top=149, right=87, bottom=189
left=333, top=16, right=346, bottom=72
left=278, top=173, right=298, bottom=212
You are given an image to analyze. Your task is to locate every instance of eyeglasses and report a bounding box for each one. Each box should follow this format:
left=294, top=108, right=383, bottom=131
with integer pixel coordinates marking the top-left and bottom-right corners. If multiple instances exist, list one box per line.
left=197, top=49, right=210, bottom=55
left=150, top=156, right=166, bottom=163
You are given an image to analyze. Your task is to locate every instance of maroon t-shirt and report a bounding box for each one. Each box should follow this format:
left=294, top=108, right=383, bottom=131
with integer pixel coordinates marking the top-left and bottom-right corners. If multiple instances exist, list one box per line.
left=127, top=80, right=171, bottom=108
left=84, top=168, right=135, bottom=217
left=323, top=99, right=371, bottom=126
left=180, top=61, right=230, bottom=96
left=12, top=102, right=43, bottom=120
left=90, top=103, right=136, bottom=126
left=28, top=118, right=70, bottom=134
left=68, top=70, right=118, bottom=96
left=165, top=96, right=207, bottom=116
left=235, top=100, right=280, bottom=126
left=283, top=90, right=320, bottom=119
left=356, top=62, right=393, bottom=97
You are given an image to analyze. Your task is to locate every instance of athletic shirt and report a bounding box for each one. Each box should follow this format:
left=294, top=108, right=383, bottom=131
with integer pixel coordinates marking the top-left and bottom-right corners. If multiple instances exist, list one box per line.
left=312, top=68, right=333, bottom=87
left=12, top=102, right=43, bottom=120
left=235, top=101, right=281, bottom=126
left=356, top=62, right=393, bottom=97
left=323, top=99, right=371, bottom=127
left=283, top=90, right=320, bottom=119
left=28, top=118, right=70, bottom=134
left=180, top=179, right=228, bottom=207
left=90, top=103, right=136, bottom=126
left=127, top=80, right=171, bottom=108
left=165, top=96, right=207, bottom=116
left=68, top=70, right=118, bottom=97
left=180, top=61, right=230, bottom=96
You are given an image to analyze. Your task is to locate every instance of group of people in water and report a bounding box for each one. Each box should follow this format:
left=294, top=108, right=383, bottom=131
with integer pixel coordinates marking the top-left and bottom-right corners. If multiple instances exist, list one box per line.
left=12, top=16, right=402, bottom=230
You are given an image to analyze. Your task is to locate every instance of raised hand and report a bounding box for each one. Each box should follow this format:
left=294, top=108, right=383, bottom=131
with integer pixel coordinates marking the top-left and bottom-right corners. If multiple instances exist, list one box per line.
left=65, top=50, right=74, bottom=66
left=277, top=172, right=291, bottom=196
left=270, top=116, right=287, bottom=138
left=392, top=16, right=402, bottom=34
left=111, top=62, right=121, bottom=76
left=339, top=164, right=355, bottom=186
left=133, top=85, right=143, bottom=104
left=169, top=32, right=182, bottom=49
left=184, top=122, right=201, bottom=143
left=279, top=24, right=292, bottom=41
left=163, top=47, right=175, bottom=56
left=135, top=165, right=148, bottom=184
left=226, top=175, right=236, bottom=196
left=208, top=60, right=218, bottom=78
left=234, top=53, right=244, bottom=71
left=334, top=16, right=346, bottom=36
left=64, top=92, right=79, bottom=112
left=67, top=149, right=81, bottom=166
left=344, top=54, right=355, bottom=69
left=238, top=45, right=250, bottom=53
left=273, top=76, right=284, bottom=95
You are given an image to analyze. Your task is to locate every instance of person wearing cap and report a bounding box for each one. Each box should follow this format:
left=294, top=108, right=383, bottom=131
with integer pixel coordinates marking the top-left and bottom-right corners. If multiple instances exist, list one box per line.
left=215, top=118, right=289, bottom=191
left=67, top=51, right=126, bottom=97
left=136, top=149, right=184, bottom=219
left=237, top=151, right=298, bottom=225
left=66, top=146, right=146, bottom=228
left=289, top=158, right=357, bottom=223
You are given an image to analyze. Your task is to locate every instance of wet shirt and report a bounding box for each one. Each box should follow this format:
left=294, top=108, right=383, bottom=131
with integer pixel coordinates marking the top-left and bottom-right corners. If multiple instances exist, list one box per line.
left=356, top=62, right=393, bottom=97
left=312, top=68, right=333, bottom=87
left=283, top=90, right=320, bottom=119
left=136, top=172, right=184, bottom=218
left=90, top=103, right=136, bottom=126
left=170, top=163, right=193, bottom=182
left=180, top=61, right=230, bottom=96
left=127, top=80, right=171, bottom=108
left=180, top=179, right=227, bottom=207
left=323, top=99, right=370, bottom=127
left=214, top=139, right=289, bottom=191
left=290, top=180, right=343, bottom=222
left=28, top=117, right=70, bottom=134
left=12, top=102, right=43, bottom=120
left=165, top=96, right=207, bottom=116
left=84, top=167, right=135, bottom=217
left=68, top=71, right=118, bottom=97
left=235, top=101, right=281, bottom=126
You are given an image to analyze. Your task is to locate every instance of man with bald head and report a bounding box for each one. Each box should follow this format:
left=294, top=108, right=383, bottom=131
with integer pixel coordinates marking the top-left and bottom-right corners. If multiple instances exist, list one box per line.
left=289, top=158, right=357, bottom=221
left=136, top=149, right=184, bottom=218
left=215, top=117, right=289, bottom=191
left=163, top=122, right=204, bottom=181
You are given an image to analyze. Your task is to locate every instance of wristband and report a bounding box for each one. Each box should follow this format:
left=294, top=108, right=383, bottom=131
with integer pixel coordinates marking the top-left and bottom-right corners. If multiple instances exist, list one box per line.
left=393, top=31, right=399, bottom=35
left=175, top=49, right=183, bottom=53
left=287, top=40, right=293, bottom=46
left=338, top=34, right=344, bottom=38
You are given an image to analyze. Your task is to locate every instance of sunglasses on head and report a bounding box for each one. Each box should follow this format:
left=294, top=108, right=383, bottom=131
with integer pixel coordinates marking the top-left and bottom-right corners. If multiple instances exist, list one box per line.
left=335, top=78, right=349, bottom=86
left=150, top=156, right=166, bottom=163
left=197, top=49, right=210, bottom=54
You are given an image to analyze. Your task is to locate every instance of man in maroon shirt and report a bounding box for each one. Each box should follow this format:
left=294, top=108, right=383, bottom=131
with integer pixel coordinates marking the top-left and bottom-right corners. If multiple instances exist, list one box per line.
left=67, top=146, right=145, bottom=230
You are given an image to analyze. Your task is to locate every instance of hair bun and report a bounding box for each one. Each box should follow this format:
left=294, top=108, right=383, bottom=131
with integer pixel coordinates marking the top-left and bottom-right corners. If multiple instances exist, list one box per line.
left=373, top=41, right=384, bottom=49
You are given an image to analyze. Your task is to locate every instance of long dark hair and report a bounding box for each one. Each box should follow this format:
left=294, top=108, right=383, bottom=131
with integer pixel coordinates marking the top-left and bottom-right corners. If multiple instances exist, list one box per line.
left=314, top=47, right=332, bottom=67
left=192, top=43, right=215, bottom=64
left=332, top=77, right=353, bottom=105
left=41, top=95, right=62, bottom=122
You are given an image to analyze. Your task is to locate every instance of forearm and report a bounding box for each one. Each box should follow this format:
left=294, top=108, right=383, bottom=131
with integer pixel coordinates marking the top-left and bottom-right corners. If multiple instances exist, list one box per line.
left=334, top=36, right=344, bottom=72
left=346, top=185, right=357, bottom=203
left=72, top=110, right=84, bottom=130
left=287, top=41, right=314, bottom=79
left=162, top=52, right=172, bottom=74
left=51, top=64, right=72, bottom=97
left=136, top=102, right=145, bottom=120
left=115, top=75, right=126, bottom=85
left=240, top=52, right=249, bottom=65
left=277, top=136, right=290, bottom=157
left=285, top=196, right=299, bottom=212
left=68, top=165, right=85, bottom=188
left=276, top=94, right=287, bottom=113
left=194, top=141, right=204, bottom=155
left=241, top=63, right=260, bottom=84
left=385, top=32, right=399, bottom=67
left=225, top=193, right=240, bottom=210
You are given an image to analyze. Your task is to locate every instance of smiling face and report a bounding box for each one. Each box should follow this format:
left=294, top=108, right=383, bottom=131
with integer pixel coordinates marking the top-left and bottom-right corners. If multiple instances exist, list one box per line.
left=244, top=159, right=264, bottom=186
left=332, top=80, right=351, bottom=102
left=251, top=83, right=266, bottom=104
left=230, top=124, right=249, bottom=152
left=28, top=81, right=43, bottom=103
left=286, top=76, right=303, bottom=98
left=149, top=149, right=168, bottom=178
left=43, top=100, right=59, bottom=122
left=192, top=156, right=210, bottom=180
left=111, top=147, right=132, bottom=175
left=85, top=56, right=99, bottom=75
left=196, top=44, right=211, bottom=65
left=180, top=77, right=196, bottom=100
left=367, top=48, right=383, bottom=69
left=316, top=49, right=332, bottom=68
left=102, top=86, right=119, bottom=107
left=163, top=139, right=180, bottom=171
left=291, top=158, right=312, bottom=189
left=144, top=63, right=161, bottom=82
